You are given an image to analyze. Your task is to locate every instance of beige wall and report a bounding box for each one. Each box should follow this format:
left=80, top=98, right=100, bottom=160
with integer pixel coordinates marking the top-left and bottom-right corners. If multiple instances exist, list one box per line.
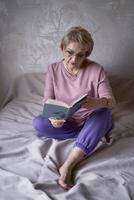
left=0, top=0, right=134, bottom=106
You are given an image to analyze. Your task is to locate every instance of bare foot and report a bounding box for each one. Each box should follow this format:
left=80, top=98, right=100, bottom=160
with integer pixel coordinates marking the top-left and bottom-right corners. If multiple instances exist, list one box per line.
left=58, top=165, right=74, bottom=190
left=101, top=136, right=107, bottom=143
left=101, top=135, right=111, bottom=144
left=58, top=147, right=85, bottom=189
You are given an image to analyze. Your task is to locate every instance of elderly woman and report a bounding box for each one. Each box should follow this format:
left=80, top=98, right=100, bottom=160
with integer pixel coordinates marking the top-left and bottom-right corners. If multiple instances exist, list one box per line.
left=33, top=26, right=116, bottom=189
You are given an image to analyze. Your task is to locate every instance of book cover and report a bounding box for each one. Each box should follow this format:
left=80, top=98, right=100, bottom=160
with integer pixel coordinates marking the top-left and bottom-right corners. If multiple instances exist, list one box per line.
left=42, top=93, right=87, bottom=120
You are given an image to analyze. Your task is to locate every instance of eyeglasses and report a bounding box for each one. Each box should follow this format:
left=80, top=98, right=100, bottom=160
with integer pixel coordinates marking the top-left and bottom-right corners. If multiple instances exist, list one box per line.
left=65, top=50, right=86, bottom=59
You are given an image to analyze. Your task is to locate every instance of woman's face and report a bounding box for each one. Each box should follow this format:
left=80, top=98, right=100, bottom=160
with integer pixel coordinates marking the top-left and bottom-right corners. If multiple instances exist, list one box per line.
left=62, top=42, right=87, bottom=69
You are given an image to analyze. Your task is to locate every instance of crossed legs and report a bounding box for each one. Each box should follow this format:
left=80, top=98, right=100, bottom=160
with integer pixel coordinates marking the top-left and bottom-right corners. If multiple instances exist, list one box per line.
left=33, top=108, right=112, bottom=189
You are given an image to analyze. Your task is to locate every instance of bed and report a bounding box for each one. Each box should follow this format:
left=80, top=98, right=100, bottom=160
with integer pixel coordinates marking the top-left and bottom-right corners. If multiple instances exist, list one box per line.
left=0, top=72, right=134, bottom=200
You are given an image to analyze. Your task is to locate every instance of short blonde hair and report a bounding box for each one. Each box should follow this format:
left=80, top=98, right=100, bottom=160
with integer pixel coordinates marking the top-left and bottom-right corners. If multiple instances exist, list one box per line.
left=60, top=26, right=94, bottom=56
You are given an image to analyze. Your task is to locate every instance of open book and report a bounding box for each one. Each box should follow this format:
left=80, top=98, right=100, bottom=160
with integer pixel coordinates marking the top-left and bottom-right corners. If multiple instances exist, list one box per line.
left=42, top=93, right=88, bottom=120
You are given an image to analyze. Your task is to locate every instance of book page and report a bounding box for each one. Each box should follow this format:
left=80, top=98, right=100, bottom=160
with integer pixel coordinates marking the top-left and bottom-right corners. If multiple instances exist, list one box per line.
left=45, top=98, right=70, bottom=108
left=70, top=93, right=88, bottom=107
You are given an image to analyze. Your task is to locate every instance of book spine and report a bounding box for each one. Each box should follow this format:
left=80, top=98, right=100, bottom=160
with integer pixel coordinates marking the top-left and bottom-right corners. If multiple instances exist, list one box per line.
left=67, top=103, right=81, bottom=118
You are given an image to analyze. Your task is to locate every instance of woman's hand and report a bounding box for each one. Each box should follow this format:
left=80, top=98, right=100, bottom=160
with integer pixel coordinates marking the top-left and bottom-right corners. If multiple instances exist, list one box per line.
left=81, top=97, right=109, bottom=109
left=81, top=97, right=98, bottom=109
left=49, top=118, right=66, bottom=128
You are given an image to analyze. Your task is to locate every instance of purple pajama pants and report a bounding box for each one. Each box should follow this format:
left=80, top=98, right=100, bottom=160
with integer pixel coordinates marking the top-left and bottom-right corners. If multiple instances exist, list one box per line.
left=33, top=108, right=112, bottom=155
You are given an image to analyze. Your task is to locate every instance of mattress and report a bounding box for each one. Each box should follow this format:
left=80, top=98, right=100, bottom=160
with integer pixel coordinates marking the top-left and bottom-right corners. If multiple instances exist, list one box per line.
left=0, top=72, right=134, bottom=200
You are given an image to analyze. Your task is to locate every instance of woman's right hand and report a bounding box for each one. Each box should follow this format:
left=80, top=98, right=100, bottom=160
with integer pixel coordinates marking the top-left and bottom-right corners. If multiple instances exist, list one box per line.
left=49, top=118, right=66, bottom=128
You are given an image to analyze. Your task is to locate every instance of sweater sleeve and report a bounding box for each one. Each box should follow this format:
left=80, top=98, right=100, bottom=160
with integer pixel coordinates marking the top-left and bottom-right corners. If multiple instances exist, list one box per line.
left=43, top=65, right=55, bottom=102
left=97, top=68, right=114, bottom=99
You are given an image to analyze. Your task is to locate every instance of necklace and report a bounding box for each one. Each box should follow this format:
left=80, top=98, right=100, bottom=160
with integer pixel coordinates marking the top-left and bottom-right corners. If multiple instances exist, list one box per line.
left=63, top=61, right=79, bottom=75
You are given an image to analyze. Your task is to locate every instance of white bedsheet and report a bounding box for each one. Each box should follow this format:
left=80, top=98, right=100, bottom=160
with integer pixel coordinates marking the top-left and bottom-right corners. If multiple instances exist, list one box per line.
left=0, top=73, right=134, bottom=200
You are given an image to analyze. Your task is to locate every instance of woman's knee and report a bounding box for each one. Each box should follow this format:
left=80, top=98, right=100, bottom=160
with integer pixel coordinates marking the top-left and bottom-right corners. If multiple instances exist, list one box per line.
left=96, top=107, right=111, bottom=116
left=98, top=107, right=112, bottom=126
left=33, top=115, right=49, bottom=132
left=90, top=108, right=112, bottom=122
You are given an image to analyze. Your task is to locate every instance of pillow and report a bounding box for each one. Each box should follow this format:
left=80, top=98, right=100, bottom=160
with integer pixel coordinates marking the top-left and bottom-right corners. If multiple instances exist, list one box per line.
left=2, top=72, right=46, bottom=107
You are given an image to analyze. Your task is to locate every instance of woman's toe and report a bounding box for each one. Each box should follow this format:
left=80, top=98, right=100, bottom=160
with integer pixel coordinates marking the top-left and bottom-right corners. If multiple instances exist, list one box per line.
left=58, top=179, right=70, bottom=189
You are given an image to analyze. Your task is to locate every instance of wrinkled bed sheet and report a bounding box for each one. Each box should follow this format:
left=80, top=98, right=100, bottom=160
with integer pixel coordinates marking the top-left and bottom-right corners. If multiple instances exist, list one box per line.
left=0, top=72, right=134, bottom=200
